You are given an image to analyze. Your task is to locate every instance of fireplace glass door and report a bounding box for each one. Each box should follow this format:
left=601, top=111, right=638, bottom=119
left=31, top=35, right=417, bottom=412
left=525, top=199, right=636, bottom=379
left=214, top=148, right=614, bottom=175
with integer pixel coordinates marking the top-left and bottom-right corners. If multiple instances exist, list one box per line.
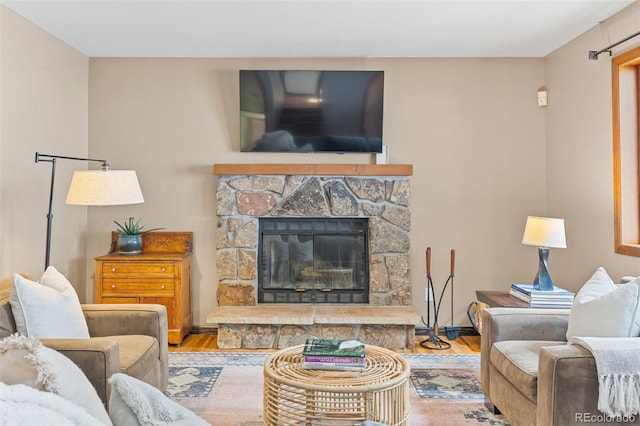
left=258, top=218, right=368, bottom=303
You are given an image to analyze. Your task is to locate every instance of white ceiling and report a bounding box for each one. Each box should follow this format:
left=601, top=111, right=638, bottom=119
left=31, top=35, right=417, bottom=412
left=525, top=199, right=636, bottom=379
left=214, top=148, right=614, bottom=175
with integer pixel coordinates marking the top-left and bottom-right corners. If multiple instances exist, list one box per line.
left=0, top=0, right=635, bottom=58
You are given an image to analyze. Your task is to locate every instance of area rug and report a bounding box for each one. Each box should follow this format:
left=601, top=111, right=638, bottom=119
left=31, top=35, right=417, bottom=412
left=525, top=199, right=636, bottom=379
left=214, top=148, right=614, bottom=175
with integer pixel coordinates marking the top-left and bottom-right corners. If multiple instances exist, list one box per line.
left=167, top=352, right=510, bottom=425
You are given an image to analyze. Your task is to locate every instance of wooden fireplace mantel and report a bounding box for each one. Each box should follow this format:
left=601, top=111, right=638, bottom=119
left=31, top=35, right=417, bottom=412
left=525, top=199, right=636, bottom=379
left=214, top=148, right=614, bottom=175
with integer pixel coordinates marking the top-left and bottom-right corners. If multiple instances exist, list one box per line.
left=214, top=164, right=413, bottom=176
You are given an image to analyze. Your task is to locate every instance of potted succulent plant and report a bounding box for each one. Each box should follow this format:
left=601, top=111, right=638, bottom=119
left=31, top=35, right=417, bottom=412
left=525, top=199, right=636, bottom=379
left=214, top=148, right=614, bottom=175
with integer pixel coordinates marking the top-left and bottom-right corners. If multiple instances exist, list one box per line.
left=113, top=217, right=164, bottom=256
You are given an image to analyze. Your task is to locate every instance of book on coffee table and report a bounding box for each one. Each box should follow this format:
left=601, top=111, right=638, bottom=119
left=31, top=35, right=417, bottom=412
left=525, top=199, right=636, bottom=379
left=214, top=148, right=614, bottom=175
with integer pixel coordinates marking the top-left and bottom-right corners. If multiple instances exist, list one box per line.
left=301, top=358, right=366, bottom=371
left=302, top=339, right=366, bottom=371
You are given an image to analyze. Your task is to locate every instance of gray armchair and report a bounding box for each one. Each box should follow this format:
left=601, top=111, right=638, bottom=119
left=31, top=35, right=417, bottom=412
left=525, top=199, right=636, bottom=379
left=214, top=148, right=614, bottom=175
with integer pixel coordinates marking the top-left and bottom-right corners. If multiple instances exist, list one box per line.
left=480, top=307, right=640, bottom=426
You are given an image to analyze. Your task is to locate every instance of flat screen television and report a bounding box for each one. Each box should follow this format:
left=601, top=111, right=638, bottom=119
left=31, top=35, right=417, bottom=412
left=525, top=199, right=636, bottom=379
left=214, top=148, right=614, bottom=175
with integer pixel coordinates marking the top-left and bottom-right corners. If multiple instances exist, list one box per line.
left=240, top=70, right=384, bottom=153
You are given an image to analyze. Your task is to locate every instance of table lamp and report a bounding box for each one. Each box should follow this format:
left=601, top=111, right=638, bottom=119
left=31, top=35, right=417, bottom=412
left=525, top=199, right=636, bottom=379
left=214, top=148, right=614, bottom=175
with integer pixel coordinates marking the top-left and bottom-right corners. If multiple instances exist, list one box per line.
left=36, top=152, right=144, bottom=269
left=521, top=216, right=567, bottom=291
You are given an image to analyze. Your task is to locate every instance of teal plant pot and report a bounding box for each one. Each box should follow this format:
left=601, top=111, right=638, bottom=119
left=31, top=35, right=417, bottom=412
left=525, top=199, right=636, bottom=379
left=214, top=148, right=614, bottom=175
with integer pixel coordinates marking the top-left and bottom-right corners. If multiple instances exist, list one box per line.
left=118, top=234, right=142, bottom=256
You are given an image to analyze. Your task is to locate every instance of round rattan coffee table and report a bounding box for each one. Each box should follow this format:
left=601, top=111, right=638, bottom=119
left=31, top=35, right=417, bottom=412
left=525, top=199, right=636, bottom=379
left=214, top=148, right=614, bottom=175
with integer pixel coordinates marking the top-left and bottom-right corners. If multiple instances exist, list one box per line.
left=263, top=344, right=410, bottom=426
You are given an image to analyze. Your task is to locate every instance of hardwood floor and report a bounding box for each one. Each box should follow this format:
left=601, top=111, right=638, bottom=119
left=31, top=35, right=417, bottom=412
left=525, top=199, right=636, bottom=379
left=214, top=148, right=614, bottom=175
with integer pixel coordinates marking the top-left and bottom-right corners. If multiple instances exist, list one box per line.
left=169, top=332, right=481, bottom=355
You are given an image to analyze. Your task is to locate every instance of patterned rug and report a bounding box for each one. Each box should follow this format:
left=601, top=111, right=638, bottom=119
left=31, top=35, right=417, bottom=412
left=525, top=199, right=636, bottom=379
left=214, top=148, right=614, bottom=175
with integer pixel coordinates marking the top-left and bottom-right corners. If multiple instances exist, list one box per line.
left=405, top=354, right=484, bottom=400
left=411, top=368, right=483, bottom=400
left=167, top=352, right=510, bottom=425
left=167, top=352, right=269, bottom=399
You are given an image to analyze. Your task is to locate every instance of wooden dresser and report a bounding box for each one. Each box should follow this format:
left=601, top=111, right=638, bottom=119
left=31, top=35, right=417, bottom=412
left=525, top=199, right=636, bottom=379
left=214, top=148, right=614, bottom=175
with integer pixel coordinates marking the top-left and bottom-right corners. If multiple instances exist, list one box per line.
left=95, top=231, right=193, bottom=344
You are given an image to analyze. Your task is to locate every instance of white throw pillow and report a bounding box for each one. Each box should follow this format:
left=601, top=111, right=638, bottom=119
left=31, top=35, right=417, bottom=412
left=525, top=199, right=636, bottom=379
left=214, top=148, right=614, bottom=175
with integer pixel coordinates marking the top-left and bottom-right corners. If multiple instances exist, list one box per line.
left=0, top=334, right=112, bottom=425
left=108, top=373, right=209, bottom=426
left=9, top=266, right=89, bottom=338
left=566, top=267, right=640, bottom=339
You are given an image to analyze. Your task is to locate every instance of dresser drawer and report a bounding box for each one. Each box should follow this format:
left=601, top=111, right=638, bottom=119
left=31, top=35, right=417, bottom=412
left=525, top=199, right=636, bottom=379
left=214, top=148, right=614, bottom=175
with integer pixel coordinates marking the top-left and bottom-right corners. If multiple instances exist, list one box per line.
left=100, top=297, right=138, bottom=304
left=101, top=262, right=175, bottom=277
left=102, top=280, right=175, bottom=296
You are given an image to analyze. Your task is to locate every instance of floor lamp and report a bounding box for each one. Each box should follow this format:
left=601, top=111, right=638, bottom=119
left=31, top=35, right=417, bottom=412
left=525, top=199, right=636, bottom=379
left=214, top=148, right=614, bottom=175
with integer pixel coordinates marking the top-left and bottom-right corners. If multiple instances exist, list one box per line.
left=35, top=152, right=144, bottom=270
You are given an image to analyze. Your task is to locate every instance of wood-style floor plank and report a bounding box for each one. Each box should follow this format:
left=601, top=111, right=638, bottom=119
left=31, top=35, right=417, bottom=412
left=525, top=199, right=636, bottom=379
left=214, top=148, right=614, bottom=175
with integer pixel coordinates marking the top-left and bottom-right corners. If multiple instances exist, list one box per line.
left=170, top=332, right=481, bottom=354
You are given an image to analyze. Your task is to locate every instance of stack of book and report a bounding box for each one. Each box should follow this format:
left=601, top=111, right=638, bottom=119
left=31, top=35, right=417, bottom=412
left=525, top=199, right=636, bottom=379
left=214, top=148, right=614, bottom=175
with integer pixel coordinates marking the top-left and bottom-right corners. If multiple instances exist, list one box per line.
left=510, top=283, right=575, bottom=308
left=302, top=339, right=366, bottom=371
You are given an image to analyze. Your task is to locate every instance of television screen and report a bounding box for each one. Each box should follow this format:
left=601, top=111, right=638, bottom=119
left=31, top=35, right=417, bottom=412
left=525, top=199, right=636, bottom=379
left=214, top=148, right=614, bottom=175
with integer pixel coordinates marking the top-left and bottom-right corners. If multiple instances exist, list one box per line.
left=240, top=70, right=384, bottom=153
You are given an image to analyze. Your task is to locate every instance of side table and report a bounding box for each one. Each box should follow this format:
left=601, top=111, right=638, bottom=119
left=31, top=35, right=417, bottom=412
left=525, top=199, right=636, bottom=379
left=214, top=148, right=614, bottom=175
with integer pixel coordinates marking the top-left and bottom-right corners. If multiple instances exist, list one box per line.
left=475, top=290, right=530, bottom=308
left=263, top=344, right=410, bottom=426
left=473, top=290, right=564, bottom=335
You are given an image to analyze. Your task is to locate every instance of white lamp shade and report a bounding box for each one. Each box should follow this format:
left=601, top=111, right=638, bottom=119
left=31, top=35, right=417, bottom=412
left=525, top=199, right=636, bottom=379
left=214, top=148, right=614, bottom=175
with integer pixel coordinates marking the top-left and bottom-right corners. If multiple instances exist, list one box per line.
left=66, top=170, right=144, bottom=206
left=521, top=216, right=567, bottom=248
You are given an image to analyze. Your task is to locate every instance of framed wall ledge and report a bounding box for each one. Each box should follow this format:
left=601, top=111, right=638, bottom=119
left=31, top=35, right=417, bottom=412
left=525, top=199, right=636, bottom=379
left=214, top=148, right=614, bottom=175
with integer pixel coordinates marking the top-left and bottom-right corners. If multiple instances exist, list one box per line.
left=214, top=164, right=413, bottom=176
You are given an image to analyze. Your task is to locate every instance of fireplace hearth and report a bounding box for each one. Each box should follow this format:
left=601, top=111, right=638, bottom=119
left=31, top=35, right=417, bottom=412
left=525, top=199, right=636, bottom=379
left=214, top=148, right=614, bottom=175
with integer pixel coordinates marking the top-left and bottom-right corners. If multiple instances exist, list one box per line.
left=258, top=217, right=369, bottom=303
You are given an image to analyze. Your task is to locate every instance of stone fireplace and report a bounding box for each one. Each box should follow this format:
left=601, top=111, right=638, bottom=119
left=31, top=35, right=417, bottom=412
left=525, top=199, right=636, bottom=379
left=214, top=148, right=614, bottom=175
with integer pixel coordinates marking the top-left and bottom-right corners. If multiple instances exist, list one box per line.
left=210, top=164, right=420, bottom=349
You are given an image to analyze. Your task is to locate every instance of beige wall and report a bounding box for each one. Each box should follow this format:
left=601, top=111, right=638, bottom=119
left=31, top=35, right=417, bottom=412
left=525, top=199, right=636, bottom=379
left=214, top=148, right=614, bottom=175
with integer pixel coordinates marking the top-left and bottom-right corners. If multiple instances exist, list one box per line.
left=87, top=57, right=546, bottom=326
left=545, top=1, right=640, bottom=288
left=2, top=2, right=639, bottom=330
left=0, top=7, right=89, bottom=298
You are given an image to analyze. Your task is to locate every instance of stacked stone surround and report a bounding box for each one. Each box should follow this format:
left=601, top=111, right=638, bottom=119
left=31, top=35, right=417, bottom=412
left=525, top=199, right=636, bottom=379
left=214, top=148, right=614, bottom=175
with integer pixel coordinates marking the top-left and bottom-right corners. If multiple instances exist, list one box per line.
left=212, top=164, right=418, bottom=349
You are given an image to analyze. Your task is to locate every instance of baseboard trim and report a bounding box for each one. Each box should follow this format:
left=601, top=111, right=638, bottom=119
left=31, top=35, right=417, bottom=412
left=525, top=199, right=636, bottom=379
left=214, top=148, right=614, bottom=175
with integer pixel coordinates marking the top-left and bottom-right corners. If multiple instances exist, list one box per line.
left=193, top=324, right=479, bottom=337
left=415, top=326, right=479, bottom=337
left=191, top=325, right=217, bottom=334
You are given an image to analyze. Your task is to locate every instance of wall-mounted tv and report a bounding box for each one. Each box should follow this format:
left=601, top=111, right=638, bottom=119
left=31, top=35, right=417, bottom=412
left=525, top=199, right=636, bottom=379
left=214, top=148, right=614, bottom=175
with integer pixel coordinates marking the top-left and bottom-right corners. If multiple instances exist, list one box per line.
left=240, top=70, right=384, bottom=153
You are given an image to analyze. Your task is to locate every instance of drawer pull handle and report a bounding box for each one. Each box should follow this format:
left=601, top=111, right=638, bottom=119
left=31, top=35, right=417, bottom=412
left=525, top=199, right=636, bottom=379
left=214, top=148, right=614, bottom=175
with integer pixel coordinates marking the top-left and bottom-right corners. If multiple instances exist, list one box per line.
left=111, top=268, right=116, bottom=272
left=161, top=285, right=165, bottom=289
left=111, top=284, right=116, bottom=289
left=161, top=267, right=166, bottom=272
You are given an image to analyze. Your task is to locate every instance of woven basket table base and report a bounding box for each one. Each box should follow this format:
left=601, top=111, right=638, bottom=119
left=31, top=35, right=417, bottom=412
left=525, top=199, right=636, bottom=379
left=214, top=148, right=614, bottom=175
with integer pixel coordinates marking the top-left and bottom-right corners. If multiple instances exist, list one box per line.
left=263, top=344, right=410, bottom=426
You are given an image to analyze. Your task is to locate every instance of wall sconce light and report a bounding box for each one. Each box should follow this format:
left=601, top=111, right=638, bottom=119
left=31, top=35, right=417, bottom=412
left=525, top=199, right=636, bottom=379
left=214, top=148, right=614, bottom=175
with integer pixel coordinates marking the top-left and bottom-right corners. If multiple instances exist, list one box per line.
left=537, top=86, right=548, bottom=107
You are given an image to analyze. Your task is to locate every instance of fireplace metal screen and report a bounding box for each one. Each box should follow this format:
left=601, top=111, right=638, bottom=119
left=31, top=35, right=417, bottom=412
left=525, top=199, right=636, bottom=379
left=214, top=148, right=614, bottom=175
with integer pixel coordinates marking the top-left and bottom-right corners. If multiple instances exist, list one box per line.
left=258, top=218, right=369, bottom=303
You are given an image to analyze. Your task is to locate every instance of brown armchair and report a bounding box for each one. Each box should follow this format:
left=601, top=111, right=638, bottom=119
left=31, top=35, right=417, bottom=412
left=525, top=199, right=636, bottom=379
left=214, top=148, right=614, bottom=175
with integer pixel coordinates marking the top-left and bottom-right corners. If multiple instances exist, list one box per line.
left=0, top=275, right=168, bottom=406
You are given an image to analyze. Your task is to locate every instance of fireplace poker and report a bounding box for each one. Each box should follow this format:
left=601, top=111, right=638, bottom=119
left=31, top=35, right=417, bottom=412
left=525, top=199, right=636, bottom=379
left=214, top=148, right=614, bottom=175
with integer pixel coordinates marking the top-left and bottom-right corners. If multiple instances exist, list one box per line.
left=420, top=247, right=455, bottom=350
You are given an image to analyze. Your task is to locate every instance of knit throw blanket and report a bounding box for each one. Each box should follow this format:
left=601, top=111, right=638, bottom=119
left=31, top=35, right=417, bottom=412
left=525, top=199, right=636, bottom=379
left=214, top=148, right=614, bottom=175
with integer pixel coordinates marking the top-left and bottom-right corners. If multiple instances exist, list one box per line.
left=569, top=336, right=640, bottom=417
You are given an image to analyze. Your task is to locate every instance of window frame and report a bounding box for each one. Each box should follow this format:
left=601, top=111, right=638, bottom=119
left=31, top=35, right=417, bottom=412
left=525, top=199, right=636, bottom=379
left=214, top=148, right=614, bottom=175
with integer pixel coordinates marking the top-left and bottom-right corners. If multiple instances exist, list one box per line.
left=612, top=46, right=640, bottom=257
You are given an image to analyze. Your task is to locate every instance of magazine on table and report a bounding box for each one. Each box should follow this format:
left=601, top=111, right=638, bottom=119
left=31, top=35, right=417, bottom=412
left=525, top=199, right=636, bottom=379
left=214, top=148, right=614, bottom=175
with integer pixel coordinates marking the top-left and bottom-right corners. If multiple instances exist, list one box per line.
left=511, top=283, right=574, bottom=298
left=510, top=285, right=574, bottom=308
left=302, top=339, right=366, bottom=371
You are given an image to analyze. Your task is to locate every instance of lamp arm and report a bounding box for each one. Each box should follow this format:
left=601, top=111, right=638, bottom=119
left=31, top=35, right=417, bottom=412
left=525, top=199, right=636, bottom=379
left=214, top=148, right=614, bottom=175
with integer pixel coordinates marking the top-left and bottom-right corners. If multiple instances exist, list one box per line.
left=35, top=151, right=110, bottom=270
left=35, top=152, right=109, bottom=170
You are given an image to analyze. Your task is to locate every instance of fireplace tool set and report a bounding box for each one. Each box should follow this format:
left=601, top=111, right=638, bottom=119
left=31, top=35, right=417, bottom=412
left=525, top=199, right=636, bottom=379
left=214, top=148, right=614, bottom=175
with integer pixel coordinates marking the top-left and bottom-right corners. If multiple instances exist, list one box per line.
left=420, top=247, right=458, bottom=350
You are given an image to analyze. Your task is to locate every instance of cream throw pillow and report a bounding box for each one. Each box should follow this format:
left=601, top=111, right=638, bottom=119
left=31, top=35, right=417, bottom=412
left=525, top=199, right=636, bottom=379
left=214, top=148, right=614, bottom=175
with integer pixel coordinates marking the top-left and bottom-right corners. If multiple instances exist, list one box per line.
left=9, top=266, right=89, bottom=338
left=566, top=267, right=640, bottom=339
left=0, top=334, right=112, bottom=425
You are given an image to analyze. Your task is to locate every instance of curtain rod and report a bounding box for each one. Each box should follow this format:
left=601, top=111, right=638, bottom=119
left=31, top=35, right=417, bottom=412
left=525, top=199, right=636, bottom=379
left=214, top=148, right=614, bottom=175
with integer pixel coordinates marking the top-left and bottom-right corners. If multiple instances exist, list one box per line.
left=589, top=30, right=640, bottom=60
